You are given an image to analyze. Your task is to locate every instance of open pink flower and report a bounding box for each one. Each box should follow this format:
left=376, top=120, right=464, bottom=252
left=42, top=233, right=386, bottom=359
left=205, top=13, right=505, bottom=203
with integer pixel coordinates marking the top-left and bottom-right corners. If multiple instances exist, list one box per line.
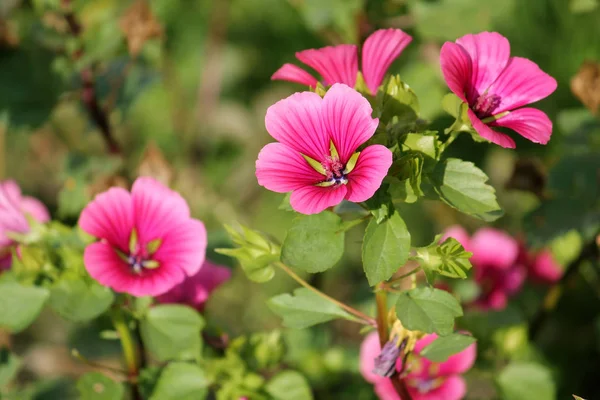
left=440, top=32, right=557, bottom=148
left=360, top=332, right=476, bottom=400
left=0, top=180, right=49, bottom=270
left=79, top=177, right=207, bottom=297
left=272, top=29, right=412, bottom=95
left=516, top=243, right=562, bottom=285
left=442, top=226, right=525, bottom=310
left=157, top=260, right=231, bottom=311
left=256, top=83, right=392, bottom=214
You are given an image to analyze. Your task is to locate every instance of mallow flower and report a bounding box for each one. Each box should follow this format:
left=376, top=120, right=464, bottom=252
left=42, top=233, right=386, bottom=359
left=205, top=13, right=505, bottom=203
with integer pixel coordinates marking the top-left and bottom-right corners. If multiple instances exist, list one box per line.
left=440, top=32, right=557, bottom=148
left=256, top=83, right=392, bottom=214
left=79, top=177, right=207, bottom=297
left=272, top=28, right=412, bottom=95
left=157, top=260, right=231, bottom=311
left=360, top=332, right=476, bottom=400
left=0, top=180, right=50, bottom=269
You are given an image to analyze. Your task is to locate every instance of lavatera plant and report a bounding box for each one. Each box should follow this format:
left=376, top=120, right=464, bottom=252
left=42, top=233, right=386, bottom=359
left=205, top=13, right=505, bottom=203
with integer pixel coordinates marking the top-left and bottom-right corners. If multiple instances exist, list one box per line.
left=219, top=30, right=556, bottom=399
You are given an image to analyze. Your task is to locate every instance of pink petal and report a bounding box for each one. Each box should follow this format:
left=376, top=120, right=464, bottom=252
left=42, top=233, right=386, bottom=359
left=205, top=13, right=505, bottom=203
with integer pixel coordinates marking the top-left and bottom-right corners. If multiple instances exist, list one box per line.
left=296, top=44, right=358, bottom=88
left=436, top=342, right=477, bottom=376
left=488, top=57, right=557, bottom=113
left=20, top=196, right=50, bottom=223
left=271, top=63, right=319, bottom=87
left=440, top=226, right=472, bottom=251
left=529, top=250, right=562, bottom=284
left=468, top=109, right=516, bottom=149
left=408, top=376, right=466, bottom=400
left=360, top=332, right=384, bottom=384
left=374, top=379, right=401, bottom=400
left=455, top=32, right=511, bottom=102
left=79, top=187, right=134, bottom=252
left=470, top=228, right=519, bottom=269
left=345, top=145, right=392, bottom=202
left=0, top=254, right=11, bottom=270
left=414, top=334, right=438, bottom=354
left=131, top=177, right=191, bottom=245
left=502, top=265, right=527, bottom=295
left=439, top=42, right=472, bottom=102
left=0, top=181, right=29, bottom=235
left=362, top=28, right=413, bottom=95
left=153, top=218, right=207, bottom=277
left=322, top=83, right=380, bottom=162
left=289, top=185, right=347, bottom=215
left=265, top=91, right=329, bottom=161
left=476, top=288, right=508, bottom=311
left=492, top=108, right=553, bottom=145
left=255, top=143, right=324, bottom=193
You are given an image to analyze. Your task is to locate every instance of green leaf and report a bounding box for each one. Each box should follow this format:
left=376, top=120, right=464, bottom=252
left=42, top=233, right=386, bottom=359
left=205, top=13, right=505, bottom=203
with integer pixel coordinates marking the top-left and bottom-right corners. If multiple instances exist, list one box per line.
left=150, top=362, right=208, bottom=400
left=0, top=282, right=49, bottom=333
left=0, top=348, right=21, bottom=387
left=268, top=288, right=359, bottom=329
left=377, top=75, right=420, bottom=129
left=265, top=371, right=314, bottom=400
left=497, top=362, right=556, bottom=400
left=395, top=287, right=462, bottom=336
left=281, top=212, right=345, bottom=273
left=76, top=372, right=124, bottom=400
left=362, top=211, right=411, bottom=286
left=430, top=158, right=503, bottom=221
left=415, top=236, right=473, bottom=281
left=140, top=305, right=205, bottom=362
left=49, top=280, right=114, bottom=322
left=420, top=333, right=476, bottom=362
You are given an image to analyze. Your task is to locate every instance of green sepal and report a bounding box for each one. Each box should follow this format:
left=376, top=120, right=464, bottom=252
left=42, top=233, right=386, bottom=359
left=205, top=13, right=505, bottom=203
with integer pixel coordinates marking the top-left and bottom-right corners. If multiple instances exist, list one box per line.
left=142, top=260, right=160, bottom=269
left=344, top=152, right=360, bottom=174
left=129, top=229, right=138, bottom=255
left=329, top=140, right=339, bottom=159
left=301, top=153, right=326, bottom=175
left=315, top=180, right=335, bottom=187
left=146, top=238, right=162, bottom=255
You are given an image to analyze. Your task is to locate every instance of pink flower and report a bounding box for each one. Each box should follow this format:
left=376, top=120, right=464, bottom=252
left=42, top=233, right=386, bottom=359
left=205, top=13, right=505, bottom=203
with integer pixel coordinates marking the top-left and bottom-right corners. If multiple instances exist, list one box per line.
left=440, top=32, right=557, bottom=148
left=256, top=83, right=392, bottom=215
left=360, top=332, right=476, bottom=400
left=516, top=244, right=562, bottom=285
left=0, top=180, right=50, bottom=270
left=442, top=226, right=525, bottom=310
left=79, top=177, right=207, bottom=297
left=156, top=260, right=231, bottom=311
left=272, top=29, right=412, bottom=95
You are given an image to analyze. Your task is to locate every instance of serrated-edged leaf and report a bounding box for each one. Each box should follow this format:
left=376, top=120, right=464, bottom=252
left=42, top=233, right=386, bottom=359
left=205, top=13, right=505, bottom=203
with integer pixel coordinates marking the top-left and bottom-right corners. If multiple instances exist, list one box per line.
left=416, top=237, right=473, bottom=281
left=395, top=287, right=462, bottom=336
left=362, top=211, right=411, bottom=286
left=268, top=288, right=359, bottom=329
left=266, top=370, right=314, bottom=400
left=497, top=362, right=556, bottom=400
left=420, top=333, right=476, bottom=362
left=431, top=158, right=503, bottom=221
left=150, top=362, right=208, bottom=400
left=281, top=212, right=345, bottom=273
left=77, top=372, right=124, bottom=400
left=0, top=282, right=49, bottom=333
left=49, top=279, right=114, bottom=322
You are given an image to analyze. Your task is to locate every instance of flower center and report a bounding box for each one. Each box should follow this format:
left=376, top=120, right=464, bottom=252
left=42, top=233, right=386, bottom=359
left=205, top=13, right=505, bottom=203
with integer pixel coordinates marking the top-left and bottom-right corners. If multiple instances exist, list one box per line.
left=302, top=141, right=360, bottom=188
left=473, top=93, right=501, bottom=118
left=115, top=230, right=162, bottom=275
left=322, top=156, right=348, bottom=186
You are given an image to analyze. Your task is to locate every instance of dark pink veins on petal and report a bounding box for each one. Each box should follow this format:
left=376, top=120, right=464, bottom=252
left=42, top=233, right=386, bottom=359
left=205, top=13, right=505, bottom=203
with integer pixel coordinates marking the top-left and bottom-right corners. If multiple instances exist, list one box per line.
left=472, top=93, right=501, bottom=118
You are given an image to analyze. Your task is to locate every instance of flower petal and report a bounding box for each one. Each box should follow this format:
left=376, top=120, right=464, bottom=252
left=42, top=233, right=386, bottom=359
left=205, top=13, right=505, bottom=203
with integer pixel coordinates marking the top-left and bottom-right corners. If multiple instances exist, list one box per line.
left=0, top=181, right=29, bottom=236
left=360, top=332, right=384, bottom=384
left=492, top=107, right=553, bottom=145
left=322, top=83, right=380, bottom=162
left=455, top=32, right=511, bottom=102
left=468, top=109, right=516, bottom=149
left=154, top=218, right=207, bottom=277
left=289, top=185, right=347, bottom=215
left=265, top=91, right=329, bottom=161
left=271, top=63, right=319, bottom=87
left=440, top=42, right=472, bottom=102
left=256, top=143, right=324, bottom=193
left=374, top=379, right=401, bottom=400
left=488, top=57, right=557, bottom=113
left=470, top=228, right=519, bottom=269
left=440, top=225, right=472, bottom=251
left=436, top=341, right=477, bottom=376
left=529, top=250, right=562, bottom=284
left=79, top=187, right=134, bottom=252
left=408, top=376, right=466, bottom=400
left=20, top=196, right=50, bottom=223
left=345, top=145, right=392, bottom=202
left=362, top=28, right=412, bottom=95
left=296, top=44, right=358, bottom=88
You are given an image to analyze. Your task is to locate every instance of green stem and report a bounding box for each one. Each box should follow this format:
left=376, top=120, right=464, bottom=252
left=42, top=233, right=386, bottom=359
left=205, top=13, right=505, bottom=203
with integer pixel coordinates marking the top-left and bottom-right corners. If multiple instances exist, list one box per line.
left=110, top=306, right=142, bottom=400
left=384, top=266, right=422, bottom=288
left=375, top=287, right=388, bottom=347
left=276, top=262, right=376, bottom=326
left=439, top=131, right=459, bottom=153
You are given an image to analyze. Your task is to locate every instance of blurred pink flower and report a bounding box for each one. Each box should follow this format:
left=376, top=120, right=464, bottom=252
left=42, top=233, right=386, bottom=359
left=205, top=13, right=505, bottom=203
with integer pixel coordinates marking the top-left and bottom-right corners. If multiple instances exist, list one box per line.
left=256, top=83, right=392, bottom=214
left=517, top=244, right=562, bottom=284
left=79, top=177, right=207, bottom=297
left=440, top=32, right=557, bottom=148
left=0, top=180, right=49, bottom=270
left=156, top=260, right=231, bottom=311
left=360, top=332, right=476, bottom=400
left=272, top=28, right=412, bottom=95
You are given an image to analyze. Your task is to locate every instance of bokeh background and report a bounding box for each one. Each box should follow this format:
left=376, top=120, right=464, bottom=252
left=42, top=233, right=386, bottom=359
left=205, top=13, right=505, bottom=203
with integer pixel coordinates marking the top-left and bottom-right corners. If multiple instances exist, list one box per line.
left=1, top=0, right=600, bottom=398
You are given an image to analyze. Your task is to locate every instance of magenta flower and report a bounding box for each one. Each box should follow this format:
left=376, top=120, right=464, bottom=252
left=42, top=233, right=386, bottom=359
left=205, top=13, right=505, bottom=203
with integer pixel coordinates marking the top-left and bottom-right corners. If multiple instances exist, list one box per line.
left=440, top=32, right=557, bottom=148
left=360, top=332, right=476, bottom=400
left=256, top=83, right=392, bottom=214
left=272, top=29, right=412, bottom=95
left=516, top=244, right=562, bottom=285
left=79, top=177, right=207, bottom=297
left=157, top=260, right=231, bottom=311
left=0, top=180, right=50, bottom=270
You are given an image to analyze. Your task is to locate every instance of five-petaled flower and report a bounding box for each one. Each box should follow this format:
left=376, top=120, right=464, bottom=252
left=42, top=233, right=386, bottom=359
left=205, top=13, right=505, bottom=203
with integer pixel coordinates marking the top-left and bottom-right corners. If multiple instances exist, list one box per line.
left=0, top=180, right=50, bottom=270
left=360, top=332, right=477, bottom=400
left=440, top=32, right=557, bottom=148
left=79, top=177, right=207, bottom=297
left=256, top=83, right=393, bottom=215
left=272, top=28, right=412, bottom=96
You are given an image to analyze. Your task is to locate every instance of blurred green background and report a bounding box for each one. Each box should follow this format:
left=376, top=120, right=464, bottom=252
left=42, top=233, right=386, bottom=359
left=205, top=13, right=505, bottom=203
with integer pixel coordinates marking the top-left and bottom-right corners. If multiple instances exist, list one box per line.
left=1, top=0, right=600, bottom=398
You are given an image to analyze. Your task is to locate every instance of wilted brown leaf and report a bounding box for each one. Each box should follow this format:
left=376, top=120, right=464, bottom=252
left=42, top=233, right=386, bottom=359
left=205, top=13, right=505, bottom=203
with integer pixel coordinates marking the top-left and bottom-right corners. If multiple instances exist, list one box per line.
left=137, top=141, right=174, bottom=186
left=0, top=20, right=18, bottom=48
left=571, top=61, right=600, bottom=115
left=119, top=0, right=163, bottom=57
